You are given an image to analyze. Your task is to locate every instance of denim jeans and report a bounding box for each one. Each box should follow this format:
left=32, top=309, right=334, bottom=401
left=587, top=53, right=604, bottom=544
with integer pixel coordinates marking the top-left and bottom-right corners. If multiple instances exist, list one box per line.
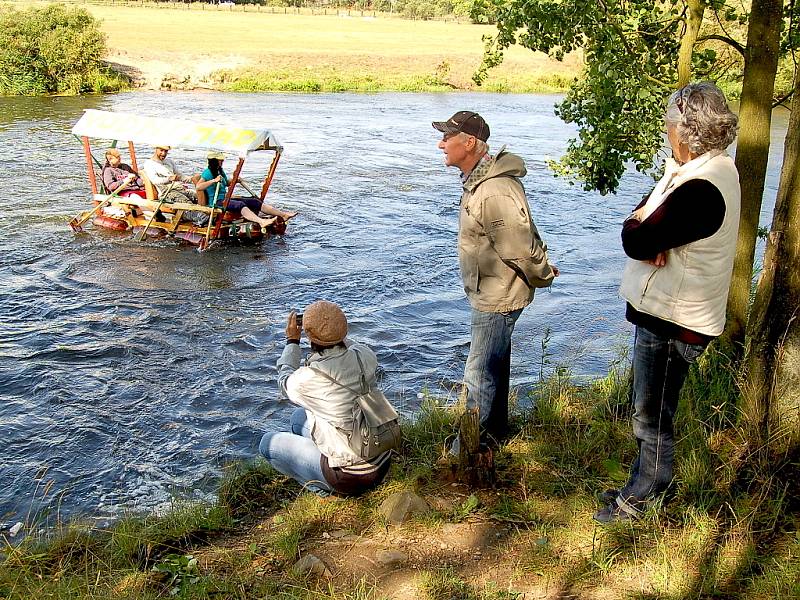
left=258, top=407, right=333, bottom=495
left=616, top=326, right=705, bottom=515
left=463, top=307, right=524, bottom=440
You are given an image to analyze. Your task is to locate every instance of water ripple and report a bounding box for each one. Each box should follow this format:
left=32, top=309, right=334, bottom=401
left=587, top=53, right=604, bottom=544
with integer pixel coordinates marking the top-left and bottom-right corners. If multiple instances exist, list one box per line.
left=0, top=91, right=787, bottom=531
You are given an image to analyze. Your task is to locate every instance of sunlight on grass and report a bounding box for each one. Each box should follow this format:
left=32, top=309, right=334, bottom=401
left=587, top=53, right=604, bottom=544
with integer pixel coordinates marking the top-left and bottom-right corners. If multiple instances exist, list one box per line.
left=1, top=346, right=797, bottom=599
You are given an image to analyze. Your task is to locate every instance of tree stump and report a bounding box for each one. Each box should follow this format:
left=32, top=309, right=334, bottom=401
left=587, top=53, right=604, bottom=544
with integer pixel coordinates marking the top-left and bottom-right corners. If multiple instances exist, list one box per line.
left=457, top=408, right=495, bottom=487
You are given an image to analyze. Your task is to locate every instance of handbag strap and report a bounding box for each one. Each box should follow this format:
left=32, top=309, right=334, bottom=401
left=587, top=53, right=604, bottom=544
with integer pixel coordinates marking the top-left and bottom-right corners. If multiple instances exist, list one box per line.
left=307, top=347, right=371, bottom=396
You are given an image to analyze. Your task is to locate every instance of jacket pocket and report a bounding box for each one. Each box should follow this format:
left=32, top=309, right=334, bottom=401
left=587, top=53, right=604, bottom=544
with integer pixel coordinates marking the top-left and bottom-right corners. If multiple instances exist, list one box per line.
left=459, top=248, right=480, bottom=293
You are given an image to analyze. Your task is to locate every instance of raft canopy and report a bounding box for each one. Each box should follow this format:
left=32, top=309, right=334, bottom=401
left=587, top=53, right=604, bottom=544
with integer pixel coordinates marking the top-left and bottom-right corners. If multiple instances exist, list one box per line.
left=71, top=109, right=281, bottom=158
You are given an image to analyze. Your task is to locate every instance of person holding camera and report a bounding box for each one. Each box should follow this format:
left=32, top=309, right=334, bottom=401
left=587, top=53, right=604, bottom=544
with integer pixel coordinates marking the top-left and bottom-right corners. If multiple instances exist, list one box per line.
left=258, top=300, right=398, bottom=496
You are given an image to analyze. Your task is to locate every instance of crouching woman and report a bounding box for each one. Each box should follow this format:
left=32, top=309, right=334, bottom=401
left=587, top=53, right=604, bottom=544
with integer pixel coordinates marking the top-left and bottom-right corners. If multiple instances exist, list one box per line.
left=259, top=301, right=400, bottom=496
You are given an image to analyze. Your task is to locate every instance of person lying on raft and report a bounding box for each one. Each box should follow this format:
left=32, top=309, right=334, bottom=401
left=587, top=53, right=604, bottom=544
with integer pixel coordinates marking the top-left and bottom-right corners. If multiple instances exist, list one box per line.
left=101, top=148, right=144, bottom=196
left=196, top=151, right=298, bottom=228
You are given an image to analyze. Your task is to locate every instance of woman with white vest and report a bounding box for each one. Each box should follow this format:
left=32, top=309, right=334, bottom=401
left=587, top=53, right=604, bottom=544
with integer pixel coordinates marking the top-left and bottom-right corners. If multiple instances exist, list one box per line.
left=259, top=301, right=398, bottom=496
left=594, top=82, right=740, bottom=524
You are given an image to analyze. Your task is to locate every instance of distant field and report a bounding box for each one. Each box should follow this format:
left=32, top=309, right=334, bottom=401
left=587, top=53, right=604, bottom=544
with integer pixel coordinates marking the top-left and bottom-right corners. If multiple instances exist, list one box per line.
left=74, top=3, right=582, bottom=92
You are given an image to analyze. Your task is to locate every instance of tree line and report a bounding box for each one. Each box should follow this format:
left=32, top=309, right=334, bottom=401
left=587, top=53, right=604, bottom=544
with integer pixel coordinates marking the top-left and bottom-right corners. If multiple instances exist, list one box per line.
left=154, top=0, right=479, bottom=21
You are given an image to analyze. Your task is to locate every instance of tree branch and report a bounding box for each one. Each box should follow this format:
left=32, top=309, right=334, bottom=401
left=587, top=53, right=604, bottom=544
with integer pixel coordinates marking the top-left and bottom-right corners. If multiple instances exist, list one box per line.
left=773, top=90, right=795, bottom=109
left=697, top=34, right=746, bottom=58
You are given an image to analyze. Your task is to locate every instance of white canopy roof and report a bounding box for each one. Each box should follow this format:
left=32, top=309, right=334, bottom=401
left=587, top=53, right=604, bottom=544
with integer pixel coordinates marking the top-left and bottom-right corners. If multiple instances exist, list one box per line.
left=72, top=110, right=281, bottom=157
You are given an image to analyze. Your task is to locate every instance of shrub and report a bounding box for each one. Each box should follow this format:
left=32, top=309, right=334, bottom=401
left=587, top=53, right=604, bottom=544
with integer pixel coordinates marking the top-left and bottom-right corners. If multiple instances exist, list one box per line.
left=0, top=3, right=125, bottom=95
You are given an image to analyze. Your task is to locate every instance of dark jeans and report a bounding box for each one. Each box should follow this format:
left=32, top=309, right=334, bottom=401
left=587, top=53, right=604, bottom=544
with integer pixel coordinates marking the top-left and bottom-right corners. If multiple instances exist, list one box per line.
left=616, top=326, right=705, bottom=515
left=463, top=307, right=523, bottom=440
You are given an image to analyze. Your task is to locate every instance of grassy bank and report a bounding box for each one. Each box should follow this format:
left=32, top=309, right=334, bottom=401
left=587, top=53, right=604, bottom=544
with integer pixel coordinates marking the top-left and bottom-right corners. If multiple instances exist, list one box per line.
left=2, top=349, right=798, bottom=599
left=63, top=3, right=581, bottom=92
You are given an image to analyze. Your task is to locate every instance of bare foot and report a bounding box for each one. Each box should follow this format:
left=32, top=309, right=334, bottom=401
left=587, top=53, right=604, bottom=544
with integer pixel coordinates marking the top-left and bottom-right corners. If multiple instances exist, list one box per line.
left=259, top=216, right=277, bottom=228
left=281, top=210, right=298, bottom=220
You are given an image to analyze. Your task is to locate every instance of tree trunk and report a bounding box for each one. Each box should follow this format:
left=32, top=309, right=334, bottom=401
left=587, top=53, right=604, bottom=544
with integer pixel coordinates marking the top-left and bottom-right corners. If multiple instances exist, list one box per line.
left=723, top=0, right=783, bottom=352
left=677, top=0, right=705, bottom=87
left=742, top=66, right=800, bottom=455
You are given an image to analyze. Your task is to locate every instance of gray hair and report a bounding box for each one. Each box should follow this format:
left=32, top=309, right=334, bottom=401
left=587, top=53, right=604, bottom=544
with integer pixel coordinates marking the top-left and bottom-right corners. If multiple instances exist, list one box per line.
left=665, top=82, right=738, bottom=154
left=457, top=132, right=489, bottom=156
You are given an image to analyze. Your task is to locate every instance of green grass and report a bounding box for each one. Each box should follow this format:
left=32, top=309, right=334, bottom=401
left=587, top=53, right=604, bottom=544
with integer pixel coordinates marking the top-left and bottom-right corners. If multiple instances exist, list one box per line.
left=67, top=3, right=581, bottom=93
left=1, top=347, right=798, bottom=599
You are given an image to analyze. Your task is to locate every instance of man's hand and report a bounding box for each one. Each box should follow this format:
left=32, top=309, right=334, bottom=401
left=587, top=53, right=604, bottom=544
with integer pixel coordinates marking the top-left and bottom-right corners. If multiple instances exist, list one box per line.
left=286, top=311, right=302, bottom=342
left=645, top=251, right=667, bottom=267
left=168, top=174, right=178, bottom=182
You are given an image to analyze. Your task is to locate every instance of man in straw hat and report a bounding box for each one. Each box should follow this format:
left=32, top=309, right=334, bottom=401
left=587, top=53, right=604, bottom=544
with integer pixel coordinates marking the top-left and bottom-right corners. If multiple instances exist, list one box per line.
left=259, top=301, right=397, bottom=496
left=432, top=110, right=559, bottom=455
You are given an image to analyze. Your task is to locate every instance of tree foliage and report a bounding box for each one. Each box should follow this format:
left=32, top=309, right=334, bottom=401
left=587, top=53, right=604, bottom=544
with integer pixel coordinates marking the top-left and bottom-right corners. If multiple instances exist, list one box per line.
left=472, top=1, right=768, bottom=195
left=472, top=1, right=693, bottom=194
left=0, top=3, right=119, bottom=95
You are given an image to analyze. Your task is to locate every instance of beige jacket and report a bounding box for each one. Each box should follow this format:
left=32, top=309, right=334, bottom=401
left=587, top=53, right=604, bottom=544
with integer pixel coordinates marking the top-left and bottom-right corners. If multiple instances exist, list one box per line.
left=277, top=340, right=379, bottom=468
left=619, top=151, right=740, bottom=336
left=458, top=149, right=555, bottom=313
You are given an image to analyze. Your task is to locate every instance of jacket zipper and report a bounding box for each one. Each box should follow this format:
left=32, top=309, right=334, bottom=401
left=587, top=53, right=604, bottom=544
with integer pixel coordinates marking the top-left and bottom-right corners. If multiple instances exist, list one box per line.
left=640, top=268, right=658, bottom=305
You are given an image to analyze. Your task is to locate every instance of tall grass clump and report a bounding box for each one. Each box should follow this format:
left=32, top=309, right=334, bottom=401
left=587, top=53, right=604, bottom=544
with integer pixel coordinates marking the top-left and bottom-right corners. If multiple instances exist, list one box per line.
left=0, top=3, right=127, bottom=95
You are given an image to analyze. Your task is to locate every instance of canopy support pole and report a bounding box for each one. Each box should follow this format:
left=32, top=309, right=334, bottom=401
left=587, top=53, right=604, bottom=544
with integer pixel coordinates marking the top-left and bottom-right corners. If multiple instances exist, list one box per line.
left=211, top=157, right=245, bottom=241
left=128, top=141, right=138, bottom=172
left=82, top=136, right=97, bottom=195
left=260, top=149, right=282, bottom=201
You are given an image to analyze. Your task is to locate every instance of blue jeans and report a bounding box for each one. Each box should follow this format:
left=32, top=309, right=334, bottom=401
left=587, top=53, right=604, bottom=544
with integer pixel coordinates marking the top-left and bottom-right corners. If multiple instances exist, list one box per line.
left=463, top=307, right=523, bottom=440
left=616, top=326, right=705, bottom=515
left=258, top=408, right=333, bottom=495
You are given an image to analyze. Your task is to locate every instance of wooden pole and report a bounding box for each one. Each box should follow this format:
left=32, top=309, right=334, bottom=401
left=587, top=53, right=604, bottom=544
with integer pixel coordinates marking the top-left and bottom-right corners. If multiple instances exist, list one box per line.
left=211, top=157, right=245, bottom=239
left=82, top=136, right=97, bottom=195
left=128, top=140, right=138, bottom=172
left=457, top=409, right=495, bottom=487
left=259, top=149, right=282, bottom=201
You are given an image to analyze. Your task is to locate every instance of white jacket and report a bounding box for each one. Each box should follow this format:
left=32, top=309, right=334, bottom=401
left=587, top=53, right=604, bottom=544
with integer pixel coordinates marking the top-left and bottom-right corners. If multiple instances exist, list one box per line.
left=619, top=151, right=740, bottom=336
left=277, top=340, right=379, bottom=468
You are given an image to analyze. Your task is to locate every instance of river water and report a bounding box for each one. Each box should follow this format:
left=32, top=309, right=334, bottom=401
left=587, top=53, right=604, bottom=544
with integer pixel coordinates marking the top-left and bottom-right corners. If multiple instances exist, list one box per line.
left=0, top=92, right=788, bottom=530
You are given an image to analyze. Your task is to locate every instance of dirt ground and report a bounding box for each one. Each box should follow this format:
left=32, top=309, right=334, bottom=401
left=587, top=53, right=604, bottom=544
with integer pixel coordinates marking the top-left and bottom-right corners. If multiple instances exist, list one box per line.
left=104, top=50, right=249, bottom=90
left=193, top=481, right=635, bottom=600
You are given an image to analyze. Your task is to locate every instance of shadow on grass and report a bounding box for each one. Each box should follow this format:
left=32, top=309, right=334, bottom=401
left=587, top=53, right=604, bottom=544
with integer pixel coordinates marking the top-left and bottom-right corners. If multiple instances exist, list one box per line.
left=1, top=348, right=797, bottom=599
left=403, top=348, right=798, bottom=599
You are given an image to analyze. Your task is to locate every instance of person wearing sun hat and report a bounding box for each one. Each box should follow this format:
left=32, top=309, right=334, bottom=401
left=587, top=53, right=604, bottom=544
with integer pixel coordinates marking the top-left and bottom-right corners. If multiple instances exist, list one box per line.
left=259, top=301, right=396, bottom=496
left=432, top=110, right=559, bottom=456
left=142, top=143, right=200, bottom=204
left=195, top=150, right=297, bottom=229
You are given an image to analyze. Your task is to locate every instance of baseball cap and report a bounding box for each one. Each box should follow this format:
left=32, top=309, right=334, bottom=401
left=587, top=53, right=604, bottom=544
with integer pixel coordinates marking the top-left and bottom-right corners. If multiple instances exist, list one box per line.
left=155, top=144, right=171, bottom=150
left=432, top=111, right=490, bottom=142
left=207, top=151, right=225, bottom=160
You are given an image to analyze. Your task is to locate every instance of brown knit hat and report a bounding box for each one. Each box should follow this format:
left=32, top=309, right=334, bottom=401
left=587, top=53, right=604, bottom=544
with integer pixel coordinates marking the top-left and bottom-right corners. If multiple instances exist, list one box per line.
left=303, top=300, right=348, bottom=346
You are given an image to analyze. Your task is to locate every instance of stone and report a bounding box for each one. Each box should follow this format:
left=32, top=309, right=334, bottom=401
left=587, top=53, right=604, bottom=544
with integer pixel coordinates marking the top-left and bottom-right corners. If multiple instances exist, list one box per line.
left=375, top=549, right=408, bottom=567
left=378, top=491, right=430, bottom=525
left=291, top=554, right=331, bottom=578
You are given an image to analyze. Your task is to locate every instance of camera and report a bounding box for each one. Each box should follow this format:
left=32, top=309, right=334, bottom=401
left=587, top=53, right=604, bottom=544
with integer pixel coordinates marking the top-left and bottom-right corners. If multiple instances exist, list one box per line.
left=295, top=312, right=303, bottom=327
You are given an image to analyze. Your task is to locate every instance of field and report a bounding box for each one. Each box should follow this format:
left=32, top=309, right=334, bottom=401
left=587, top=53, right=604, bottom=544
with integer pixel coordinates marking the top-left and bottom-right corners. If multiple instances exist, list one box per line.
left=75, top=3, right=582, bottom=92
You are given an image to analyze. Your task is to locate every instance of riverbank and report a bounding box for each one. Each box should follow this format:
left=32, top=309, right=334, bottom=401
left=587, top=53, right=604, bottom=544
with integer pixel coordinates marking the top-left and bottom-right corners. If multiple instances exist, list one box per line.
left=2, top=354, right=797, bottom=599
left=81, top=4, right=580, bottom=92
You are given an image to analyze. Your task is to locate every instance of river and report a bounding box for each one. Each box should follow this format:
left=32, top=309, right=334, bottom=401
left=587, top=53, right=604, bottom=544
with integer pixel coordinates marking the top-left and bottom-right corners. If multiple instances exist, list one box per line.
left=0, top=92, right=788, bottom=531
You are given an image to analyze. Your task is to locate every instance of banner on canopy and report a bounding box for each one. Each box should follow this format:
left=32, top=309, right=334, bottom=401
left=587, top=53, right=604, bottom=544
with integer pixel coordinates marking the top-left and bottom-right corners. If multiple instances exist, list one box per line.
left=71, top=110, right=280, bottom=157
